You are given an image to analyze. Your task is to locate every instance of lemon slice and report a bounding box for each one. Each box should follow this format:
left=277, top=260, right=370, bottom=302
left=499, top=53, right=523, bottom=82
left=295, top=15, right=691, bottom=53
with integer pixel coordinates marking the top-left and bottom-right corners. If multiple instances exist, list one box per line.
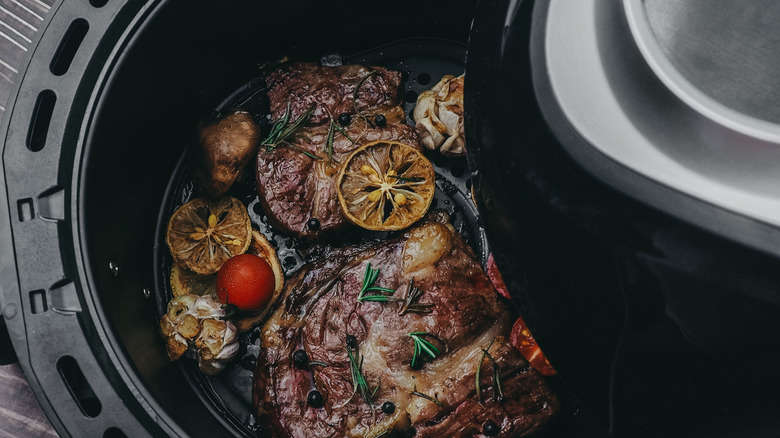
left=337, top=140, right=435, bottom=231
left=170, top=264, right=216, bottom=298
left=166, top=196, right=252, bottom=275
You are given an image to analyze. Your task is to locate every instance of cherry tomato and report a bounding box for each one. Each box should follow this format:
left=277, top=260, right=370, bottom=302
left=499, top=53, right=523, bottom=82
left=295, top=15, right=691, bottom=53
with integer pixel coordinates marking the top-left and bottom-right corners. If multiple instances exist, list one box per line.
left=485, top=252, right=556, bottom=376
left=509, top=317, right=556, bottom=376
left=486, top=253, right=511, bottom=299
left=216, top=254, right=275, bottom=312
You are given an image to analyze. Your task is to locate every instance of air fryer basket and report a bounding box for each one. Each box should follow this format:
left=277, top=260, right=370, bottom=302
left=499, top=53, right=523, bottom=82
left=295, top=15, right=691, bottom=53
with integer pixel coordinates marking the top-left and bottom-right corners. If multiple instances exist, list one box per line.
left=151, top=38, right=494, bottom=436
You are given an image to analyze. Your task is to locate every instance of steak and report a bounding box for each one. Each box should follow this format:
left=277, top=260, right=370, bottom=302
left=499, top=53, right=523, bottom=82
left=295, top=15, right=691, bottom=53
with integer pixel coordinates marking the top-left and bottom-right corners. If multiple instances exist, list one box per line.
left=253, top=216, right=559, bottom=437
left=257, top=63, right=421, bottom=240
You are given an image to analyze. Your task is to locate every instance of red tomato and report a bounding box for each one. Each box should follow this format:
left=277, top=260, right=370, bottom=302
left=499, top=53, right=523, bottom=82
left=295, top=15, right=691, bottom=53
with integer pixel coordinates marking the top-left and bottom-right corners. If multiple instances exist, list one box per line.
left=486, top=252, right=556, bottom=375
left=509, top=317, right=556, bottom=376
left=216, top=254, right=275, bottom=312
left=486, top=253, right=511, bottom=299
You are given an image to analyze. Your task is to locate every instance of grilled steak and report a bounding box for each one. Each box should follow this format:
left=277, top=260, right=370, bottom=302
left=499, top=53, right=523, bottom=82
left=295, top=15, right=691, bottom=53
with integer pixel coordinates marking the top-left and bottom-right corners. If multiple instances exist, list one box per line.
left=256, top=63, right=421, bottom=240
left=253, top=216, right=559, bottom=437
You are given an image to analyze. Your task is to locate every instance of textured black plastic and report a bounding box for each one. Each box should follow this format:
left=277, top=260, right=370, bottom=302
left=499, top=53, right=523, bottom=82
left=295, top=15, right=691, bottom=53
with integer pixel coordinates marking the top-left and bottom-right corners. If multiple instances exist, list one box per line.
left=0, top=0, right=179, bottom=436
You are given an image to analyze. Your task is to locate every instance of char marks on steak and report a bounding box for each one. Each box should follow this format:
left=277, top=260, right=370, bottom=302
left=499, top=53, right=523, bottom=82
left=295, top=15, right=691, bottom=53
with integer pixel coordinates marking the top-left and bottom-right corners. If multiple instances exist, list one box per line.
left=254, top=215, right=559, bottom=437
left=257, top=63, right=421, bottom=240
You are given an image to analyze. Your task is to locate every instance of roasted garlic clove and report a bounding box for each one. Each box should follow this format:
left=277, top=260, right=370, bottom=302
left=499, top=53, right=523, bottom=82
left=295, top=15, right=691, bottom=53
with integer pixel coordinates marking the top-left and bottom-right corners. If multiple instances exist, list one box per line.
left=167, top=293, right=197, bottom=322
left=413, top=74, right=465, bottom=157
left=159, top=293, right=239, bottom=374
left=196, top=318, right=239, bottom=375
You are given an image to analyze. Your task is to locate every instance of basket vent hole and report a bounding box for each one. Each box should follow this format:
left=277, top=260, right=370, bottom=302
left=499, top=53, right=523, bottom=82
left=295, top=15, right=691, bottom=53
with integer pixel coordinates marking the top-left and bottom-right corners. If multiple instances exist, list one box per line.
left=50, top=19, right=89, bottom=76
left=16, top=198, right=34, bottom=222
left=417, top=73, right=431, bottom=85
left=90, top=0, right=109, bottom=7
left=57, top=355, right=102, bottom=418
left=29, top=289, right=47, bottom=314
left=26, top=90, right=56, bottom=152
left=404, top=90, right=418, bottom=103
left=103, top=427, right=127, bottom=438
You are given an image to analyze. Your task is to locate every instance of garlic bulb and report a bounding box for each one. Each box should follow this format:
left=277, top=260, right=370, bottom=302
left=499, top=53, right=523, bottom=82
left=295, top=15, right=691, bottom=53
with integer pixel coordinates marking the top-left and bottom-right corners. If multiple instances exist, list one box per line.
left=413, top=74, right=465, bottom=157
left=159, top=293, right=239, bottom=375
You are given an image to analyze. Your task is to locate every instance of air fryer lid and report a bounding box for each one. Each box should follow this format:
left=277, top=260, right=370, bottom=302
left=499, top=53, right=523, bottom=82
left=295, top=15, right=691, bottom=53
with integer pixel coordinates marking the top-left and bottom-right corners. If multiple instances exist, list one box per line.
left=466, top=0, right=780, bottom=437
left=539, top=0, right=780, bottom=258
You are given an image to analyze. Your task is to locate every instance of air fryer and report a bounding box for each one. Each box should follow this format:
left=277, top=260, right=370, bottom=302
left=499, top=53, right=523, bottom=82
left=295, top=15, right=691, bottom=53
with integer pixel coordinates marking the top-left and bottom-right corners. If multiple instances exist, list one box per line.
left=1, top=0, right=779, bottom=437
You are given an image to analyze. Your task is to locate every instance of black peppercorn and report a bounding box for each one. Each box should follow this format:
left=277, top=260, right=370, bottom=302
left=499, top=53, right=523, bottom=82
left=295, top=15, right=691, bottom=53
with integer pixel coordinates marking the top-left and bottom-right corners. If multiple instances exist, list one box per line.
left=307, top=217, right=321, bottom=231
left=346, top=334, right=358, bottom=349
left=292, top=349, right=308, bottom=369
left=374, top=114, right=387, bottom=127
left=338, top=112, right=352, bottom=126
left=381, top=401, right=395, bottom=415
left=482, top=419, right=500, bottom=436
left=307, top=390, right=324, bottom=408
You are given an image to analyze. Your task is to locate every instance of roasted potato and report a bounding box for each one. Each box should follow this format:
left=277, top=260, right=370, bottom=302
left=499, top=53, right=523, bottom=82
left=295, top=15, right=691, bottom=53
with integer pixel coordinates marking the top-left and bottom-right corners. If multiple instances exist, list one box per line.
left=193, top=110, right=260, bottom=197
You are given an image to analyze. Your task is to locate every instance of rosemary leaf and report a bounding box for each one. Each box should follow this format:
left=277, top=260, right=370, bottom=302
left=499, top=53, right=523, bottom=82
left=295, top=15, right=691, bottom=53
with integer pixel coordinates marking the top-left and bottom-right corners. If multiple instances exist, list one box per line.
left=262, top=103, right=317, bottom=159
left=358, top=263, right=397, bottom=303
left=353, top=70, right=378, bottom=127
left=281, top=142, right=322, bottom=160
left=277, top=104, right=316, bottom=141
left=262, top=101, right=292, bottom=146
left=332, top=120, right=355, bottom=144
left=308, top=361, right=329, bottom=368
left=399, top=278, right=434, bottom=315
left=484, top=349, right=504, bottom=401
left=326, top=119, right=335, bottom=163
left=411, top=386, right=442, bottom=406
left=359, top=295, right=401, bottom=302
left=409, top=332, right=441, bottom=368
left=476, top=337, right=496, bottom=404
left=346, top=342, right=378, bottom=410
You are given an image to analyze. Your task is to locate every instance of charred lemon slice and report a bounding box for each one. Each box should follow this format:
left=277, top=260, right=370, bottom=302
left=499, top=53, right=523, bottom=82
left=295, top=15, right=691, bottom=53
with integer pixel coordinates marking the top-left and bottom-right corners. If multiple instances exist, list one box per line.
left=166, top=196, right=252, bottom=275
left=170, top=264, right=216, bottom=298
left=337, top=141, right=435, bottom=231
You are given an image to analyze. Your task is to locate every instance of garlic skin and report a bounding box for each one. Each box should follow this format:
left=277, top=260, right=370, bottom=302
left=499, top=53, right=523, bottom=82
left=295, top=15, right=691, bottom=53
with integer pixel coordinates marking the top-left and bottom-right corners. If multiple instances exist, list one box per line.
left=413, top=74, right=465, bottom=157
left=159, top=293, right=240, bottom=375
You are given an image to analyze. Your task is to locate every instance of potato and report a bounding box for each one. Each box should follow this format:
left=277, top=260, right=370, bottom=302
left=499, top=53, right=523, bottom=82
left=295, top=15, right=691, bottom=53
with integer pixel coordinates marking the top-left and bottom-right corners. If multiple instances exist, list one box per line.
left=193, top=110, right=260, bottom=197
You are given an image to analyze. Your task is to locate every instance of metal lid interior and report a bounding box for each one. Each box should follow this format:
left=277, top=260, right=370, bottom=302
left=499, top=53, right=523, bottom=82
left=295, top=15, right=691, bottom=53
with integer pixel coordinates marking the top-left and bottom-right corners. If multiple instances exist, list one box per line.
left=539, top=0, right=780, bottom=258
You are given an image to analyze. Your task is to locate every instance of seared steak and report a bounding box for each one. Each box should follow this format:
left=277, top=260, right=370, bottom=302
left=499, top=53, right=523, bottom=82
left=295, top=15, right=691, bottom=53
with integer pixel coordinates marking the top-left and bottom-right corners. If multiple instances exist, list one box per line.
left=254, top=216, right=559, bottom=437
left=256, top=63, right=421, bottom=240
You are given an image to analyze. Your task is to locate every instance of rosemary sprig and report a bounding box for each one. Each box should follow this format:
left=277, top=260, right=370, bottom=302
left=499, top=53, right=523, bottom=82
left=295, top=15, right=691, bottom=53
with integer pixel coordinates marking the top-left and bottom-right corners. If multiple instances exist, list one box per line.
left=262, top=103, right=319, bottom=159
left=409, top=332, right=440, bottom=368
left=285, top=143, right=322, bottom=160
left=354, top=70, right=378, bottom=127
left=331, top=119, right=355, bottom=143
left=411, top=385, right=442, bottom=406
left=325, top=118, right=335, bottom=163
left=399, top=278, right=434, bottom=315
left=475, top=338, right=504, bottom=403
left=346, top=342, right=379, bottom=411
left=322, top=108, right=355, bottom=163
left=263, top=101, right=292, bottom=145
left=357, top=263, right=399, bottom=302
